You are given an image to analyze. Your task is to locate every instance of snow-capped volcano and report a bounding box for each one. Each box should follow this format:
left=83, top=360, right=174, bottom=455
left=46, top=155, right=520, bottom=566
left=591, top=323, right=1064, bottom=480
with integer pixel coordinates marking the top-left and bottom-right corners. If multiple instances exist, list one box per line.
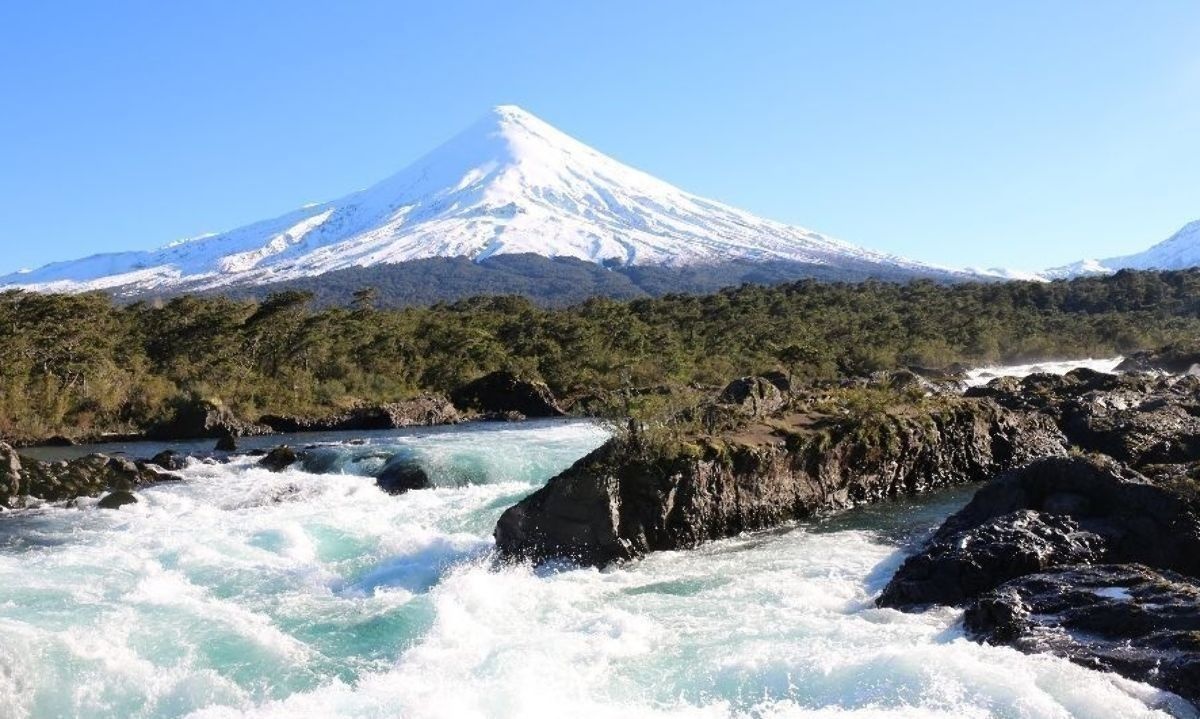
left=2, top=105, right=969, bottom=294
left=1043, top=219, right=1200, bottom=278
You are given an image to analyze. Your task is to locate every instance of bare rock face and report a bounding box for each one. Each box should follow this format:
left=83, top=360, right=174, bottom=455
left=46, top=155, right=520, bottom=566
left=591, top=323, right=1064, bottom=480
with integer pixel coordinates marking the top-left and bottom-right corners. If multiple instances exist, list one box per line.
left=495, top=398, right=1066, bottom=567
left=450, top=372, right=565, bottom=418
left=965, top=564, right=1200, bottom=706
left=878, top=455, right=1200, bottom=610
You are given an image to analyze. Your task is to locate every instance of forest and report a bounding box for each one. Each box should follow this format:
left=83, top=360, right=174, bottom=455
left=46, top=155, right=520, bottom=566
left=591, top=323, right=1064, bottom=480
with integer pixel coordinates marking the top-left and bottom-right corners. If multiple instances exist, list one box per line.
left=2, top=268, right=1199, bottom=443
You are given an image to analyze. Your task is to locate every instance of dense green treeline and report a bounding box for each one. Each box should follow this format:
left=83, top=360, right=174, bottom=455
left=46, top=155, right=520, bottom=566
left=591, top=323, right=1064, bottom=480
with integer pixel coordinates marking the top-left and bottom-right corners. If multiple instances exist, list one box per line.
left=2, top=269, right=1199, bottom=442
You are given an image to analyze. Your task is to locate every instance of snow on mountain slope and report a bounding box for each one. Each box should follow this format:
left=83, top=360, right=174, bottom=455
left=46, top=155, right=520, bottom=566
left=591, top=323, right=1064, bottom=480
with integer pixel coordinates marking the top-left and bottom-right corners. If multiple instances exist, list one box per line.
left=1, top=105, right=972, bottom=294
left=1043, top=219, right=1200, bottom=278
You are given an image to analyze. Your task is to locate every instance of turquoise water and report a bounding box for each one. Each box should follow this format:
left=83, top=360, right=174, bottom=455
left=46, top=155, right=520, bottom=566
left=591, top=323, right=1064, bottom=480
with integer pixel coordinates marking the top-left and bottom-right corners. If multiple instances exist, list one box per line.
left=0, top=419, right=1191, bottom=718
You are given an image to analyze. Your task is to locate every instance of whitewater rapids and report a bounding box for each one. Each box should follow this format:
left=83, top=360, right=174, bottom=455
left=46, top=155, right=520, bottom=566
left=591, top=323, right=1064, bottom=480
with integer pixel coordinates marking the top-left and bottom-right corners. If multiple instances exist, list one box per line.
left=0, top=378, right=1192, bottom=718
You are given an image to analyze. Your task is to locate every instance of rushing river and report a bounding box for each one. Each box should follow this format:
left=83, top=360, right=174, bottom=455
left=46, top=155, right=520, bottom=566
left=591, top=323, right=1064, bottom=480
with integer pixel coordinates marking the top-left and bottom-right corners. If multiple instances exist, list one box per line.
left=1, top=362, right=1194, bottom=718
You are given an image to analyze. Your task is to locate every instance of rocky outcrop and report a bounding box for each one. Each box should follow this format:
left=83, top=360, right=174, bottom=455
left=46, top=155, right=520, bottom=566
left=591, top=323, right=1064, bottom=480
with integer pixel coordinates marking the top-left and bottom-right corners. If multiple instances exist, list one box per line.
left=878, top=455, right=1200, bottom=609
left=909, top=363, right=970, bottom=382
left=149, top=398, right=272, bottom=441
left=876, top=509, right=1107, bottom=608
left=965, top=564, right=1200, bottom=705
left=450, top=372, right=565, bottom=418
left=495, top=397, right=1066, bottom=567
left=0, top=442, right=180, bottom=508
left=883, top=369, right=966, bottom=396
left=260, top=395, right=460, bottom=433
left=1117, top=343, right=1200, bottom=375
left=967, top=369, right=1200, bottom=467
left=258, top=446, right=299, bottom=472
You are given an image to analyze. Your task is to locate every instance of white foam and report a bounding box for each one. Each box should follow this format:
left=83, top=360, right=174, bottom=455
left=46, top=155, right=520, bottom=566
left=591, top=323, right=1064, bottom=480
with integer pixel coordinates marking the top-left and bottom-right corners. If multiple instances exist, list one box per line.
left=0, top=420, right=1189, bottom=718
left=963, top=357, right=1125, bottom=388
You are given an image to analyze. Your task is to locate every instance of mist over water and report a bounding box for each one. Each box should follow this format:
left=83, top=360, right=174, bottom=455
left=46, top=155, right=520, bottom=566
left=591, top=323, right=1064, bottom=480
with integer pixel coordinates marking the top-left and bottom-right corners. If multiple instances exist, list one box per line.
left=0, top=417, right=1191, bottom=718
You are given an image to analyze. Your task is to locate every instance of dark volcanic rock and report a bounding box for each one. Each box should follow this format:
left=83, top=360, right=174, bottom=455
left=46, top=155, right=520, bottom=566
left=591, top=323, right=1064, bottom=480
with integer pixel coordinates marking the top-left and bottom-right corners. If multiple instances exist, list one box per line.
left=450, top=372, right=565, bottom=418
left=495, top=398, right=1066, bottom=567
left=1117, top=343, right=1200, bottom=375
left=759, top=370, right=791, bottom=393
left=260, top=395, right=459, bottom=433
left=965, top=564, right=1200, bottom=706
left=147, top=450, right=188, bottom=472
left=878, top=455, right=1200, bottom=609
left=375, top=459, right=431, bottom=495
left=214, top=433, right=238, bottom=452
left=97, top=490, right=139, bottom=510
left=258, top=446, right=299, bottom=472
left=1061, top=393, right=1200, bottom=466
left=966, top=369, right=1200, bottom=467
left=877, top=509, right=1108, bottom=609
left=150, top=398, right=271, bottom=440
left=1, top=445, right=173, bottom=508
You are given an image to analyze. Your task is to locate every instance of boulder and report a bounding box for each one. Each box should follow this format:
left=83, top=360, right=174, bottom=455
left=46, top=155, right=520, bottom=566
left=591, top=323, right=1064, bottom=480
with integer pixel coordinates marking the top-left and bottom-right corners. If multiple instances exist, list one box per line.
left=888, top=367, right=967, bottom=395
left=147, top=450, right=188, bottom=472
left=759, top=370, right=792, bottom=393
left=97, top=490, right=138, bottom=510
left=495, top=397, right=1066, bottom=567
left=878, top=455, right=1200, bottom=609
left=965, top=564, right=1200, bottom=706
left=716, top=376, right=787, bottom=418
left=214, top=433, right=238, bottom=452
left=258, top=446, right=298, bottom=472
left=877, top=369, right=945, bottom=395
left=909, top=364, right=969, bottom=382
left=375, top=458, right=432, bottom=495
left=450, top=372, right=565, bottom=418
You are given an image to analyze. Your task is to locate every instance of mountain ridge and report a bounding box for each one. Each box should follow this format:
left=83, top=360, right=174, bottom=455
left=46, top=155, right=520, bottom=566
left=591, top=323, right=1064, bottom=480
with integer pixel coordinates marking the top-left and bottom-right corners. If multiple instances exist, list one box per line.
left=1044, top=219, right=1200, bottom=278
left=2, top=105, right=980, bottom=295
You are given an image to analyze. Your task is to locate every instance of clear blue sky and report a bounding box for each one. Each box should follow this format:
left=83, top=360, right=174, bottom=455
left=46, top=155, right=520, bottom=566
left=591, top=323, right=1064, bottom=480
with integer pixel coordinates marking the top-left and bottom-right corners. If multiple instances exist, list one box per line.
left=2, top=1, right=1198, bottom=273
